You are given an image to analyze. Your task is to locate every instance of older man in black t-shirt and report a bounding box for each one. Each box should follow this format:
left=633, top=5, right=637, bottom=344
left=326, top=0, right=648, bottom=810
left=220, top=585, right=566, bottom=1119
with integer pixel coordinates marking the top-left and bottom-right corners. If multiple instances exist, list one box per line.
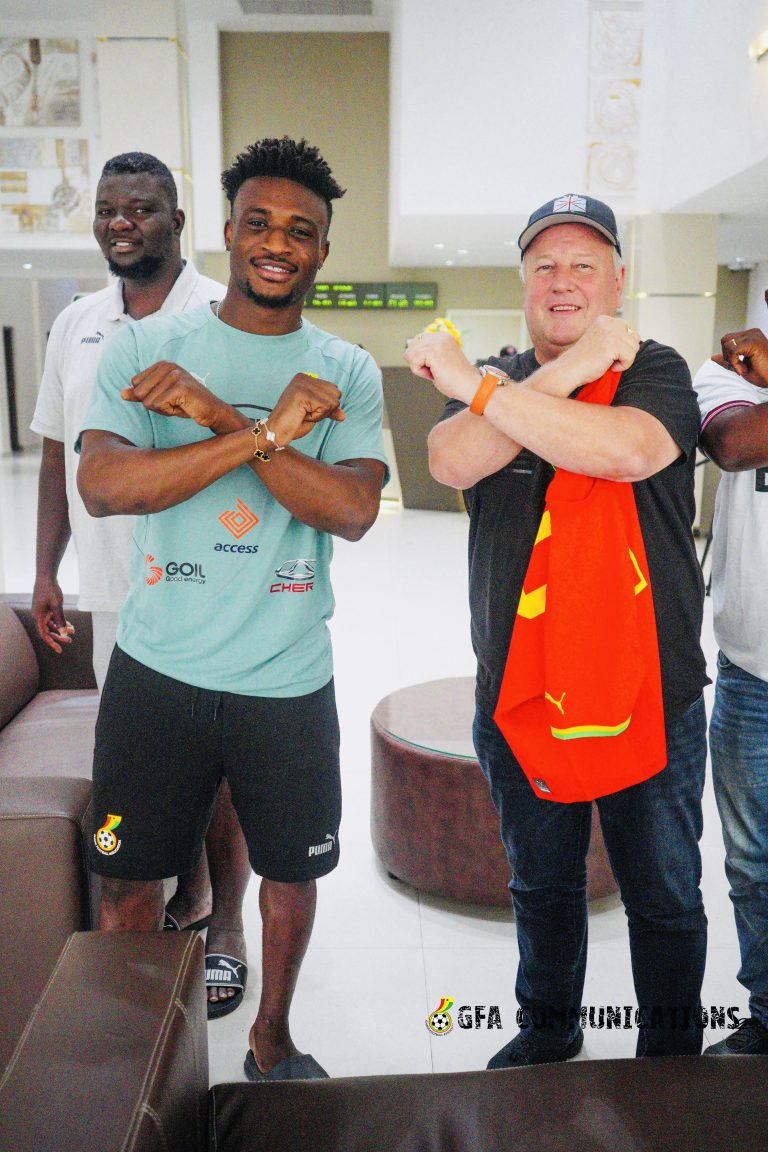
left=405, top=194, right=708, bottom=1068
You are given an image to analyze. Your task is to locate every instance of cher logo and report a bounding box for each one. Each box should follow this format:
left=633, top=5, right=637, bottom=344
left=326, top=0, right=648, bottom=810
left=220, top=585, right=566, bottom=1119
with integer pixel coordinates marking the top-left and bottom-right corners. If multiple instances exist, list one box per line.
left=218, top=498, right=260, bottom=540
left=145, top=554, right=163, bottom=586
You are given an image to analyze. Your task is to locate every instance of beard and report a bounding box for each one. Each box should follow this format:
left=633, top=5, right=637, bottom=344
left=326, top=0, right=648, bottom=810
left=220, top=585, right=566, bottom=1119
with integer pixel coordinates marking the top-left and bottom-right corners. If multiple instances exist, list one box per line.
left=107, top=252, right=165, bottom=281
left=235, top=274, right=306, bottom=311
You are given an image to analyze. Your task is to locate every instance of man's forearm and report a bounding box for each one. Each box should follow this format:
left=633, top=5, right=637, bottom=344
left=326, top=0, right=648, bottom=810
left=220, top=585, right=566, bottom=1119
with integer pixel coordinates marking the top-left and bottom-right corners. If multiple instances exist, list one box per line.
left=428, top=410, right=524, bottom=489
left=426, top=357, right=621, bottom=489
left=701, top=405, right=768, bottom=472
left=77, top=426, right=257, bottom=516
left=482, top=380, right=678, bottom=481
left=35, top=437, right=71, bottom=581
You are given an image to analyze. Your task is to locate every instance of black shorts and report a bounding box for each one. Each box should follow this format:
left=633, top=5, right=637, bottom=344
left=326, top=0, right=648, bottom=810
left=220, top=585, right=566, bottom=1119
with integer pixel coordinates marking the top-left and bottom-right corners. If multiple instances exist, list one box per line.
left=90, top=646, right=341, bottom=883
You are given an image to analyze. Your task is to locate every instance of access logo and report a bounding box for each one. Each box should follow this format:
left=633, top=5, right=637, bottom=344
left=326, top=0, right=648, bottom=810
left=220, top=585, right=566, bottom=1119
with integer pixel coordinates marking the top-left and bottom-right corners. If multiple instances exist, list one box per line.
left=218, top=498, right=259, bottom=539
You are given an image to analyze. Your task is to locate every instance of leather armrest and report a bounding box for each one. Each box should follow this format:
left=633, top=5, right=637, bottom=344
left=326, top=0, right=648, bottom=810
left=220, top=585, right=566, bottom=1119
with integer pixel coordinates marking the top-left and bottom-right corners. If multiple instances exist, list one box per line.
left=0, top=777, right=94, bottom=1068
left=0, top=932, right=208, bottom=1152
left=0, top=595, right=97, bottom=691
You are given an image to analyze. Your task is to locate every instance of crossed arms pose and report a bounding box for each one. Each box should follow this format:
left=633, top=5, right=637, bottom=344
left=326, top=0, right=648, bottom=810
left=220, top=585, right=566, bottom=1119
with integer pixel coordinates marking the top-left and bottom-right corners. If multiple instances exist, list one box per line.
left=408, top=315, right=680, bottom=488
left=79, top=361, right=383, bottom=538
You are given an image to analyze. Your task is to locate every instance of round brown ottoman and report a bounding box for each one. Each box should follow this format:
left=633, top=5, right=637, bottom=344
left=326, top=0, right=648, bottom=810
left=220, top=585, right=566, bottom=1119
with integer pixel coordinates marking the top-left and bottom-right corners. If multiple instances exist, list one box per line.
left=370, top=677, right=618, bottom=906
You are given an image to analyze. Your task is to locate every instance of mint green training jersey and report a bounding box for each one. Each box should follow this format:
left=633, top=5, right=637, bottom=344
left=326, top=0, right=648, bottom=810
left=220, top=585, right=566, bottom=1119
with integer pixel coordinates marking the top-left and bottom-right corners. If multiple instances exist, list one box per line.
left=79, top=304, right=388, bottom=696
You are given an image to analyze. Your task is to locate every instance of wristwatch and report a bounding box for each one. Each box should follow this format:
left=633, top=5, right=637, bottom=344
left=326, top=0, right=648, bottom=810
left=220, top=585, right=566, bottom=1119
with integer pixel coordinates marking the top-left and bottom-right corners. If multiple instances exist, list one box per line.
left=469, top=364, right=510, bottom=415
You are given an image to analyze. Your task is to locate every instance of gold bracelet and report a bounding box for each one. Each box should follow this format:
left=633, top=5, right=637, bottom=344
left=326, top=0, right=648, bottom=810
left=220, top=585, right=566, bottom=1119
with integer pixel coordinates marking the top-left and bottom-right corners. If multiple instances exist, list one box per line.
left=251, top=420, right=272, bottom=462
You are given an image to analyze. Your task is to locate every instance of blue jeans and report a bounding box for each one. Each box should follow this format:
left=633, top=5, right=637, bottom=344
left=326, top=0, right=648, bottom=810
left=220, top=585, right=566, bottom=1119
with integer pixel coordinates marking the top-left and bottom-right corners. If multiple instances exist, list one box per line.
left=474, top=695, right=707, bottom=1056
left=710, top=652, right=768, bottom=1028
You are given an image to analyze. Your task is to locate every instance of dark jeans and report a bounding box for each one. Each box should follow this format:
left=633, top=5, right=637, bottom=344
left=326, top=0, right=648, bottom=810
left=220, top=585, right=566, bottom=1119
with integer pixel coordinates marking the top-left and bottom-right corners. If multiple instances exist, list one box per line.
left=474, top=695, right=707, bottom=1056
left=709, top=652, right=768, bottom=1028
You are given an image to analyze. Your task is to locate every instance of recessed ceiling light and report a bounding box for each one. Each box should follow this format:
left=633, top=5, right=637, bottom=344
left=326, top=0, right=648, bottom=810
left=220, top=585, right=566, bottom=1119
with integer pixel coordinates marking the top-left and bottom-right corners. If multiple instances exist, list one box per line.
left=457, top=249, right=468, bottom=255
left=433, top=242, right=445, bottom=249
left=22, top=262, right=32, bottom=269
left=445, top=260, right=454, bottom=266
left=503, top=240, right=516, bottom=246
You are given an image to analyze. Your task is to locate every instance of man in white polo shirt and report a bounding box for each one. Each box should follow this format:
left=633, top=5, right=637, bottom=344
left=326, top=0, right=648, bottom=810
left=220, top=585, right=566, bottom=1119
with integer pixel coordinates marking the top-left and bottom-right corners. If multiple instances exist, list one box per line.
left=694, top=292, right=768, bottom=1056
left=31, top=152, right=250, bottom=1017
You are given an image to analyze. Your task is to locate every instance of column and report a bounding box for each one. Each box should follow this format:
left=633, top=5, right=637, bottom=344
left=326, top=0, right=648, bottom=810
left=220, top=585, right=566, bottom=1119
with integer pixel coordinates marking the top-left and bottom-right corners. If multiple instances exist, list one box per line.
left=94, top=0, right=195, bottom=257
left=623, top=213, right=719, bottom=530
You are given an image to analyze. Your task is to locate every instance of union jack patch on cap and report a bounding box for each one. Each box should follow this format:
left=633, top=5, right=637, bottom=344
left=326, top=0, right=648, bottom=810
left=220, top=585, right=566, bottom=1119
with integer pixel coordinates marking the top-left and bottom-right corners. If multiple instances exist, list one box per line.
left=553, top=194, right=587, bottom=214
left=518, top=193, right=621, bottom=256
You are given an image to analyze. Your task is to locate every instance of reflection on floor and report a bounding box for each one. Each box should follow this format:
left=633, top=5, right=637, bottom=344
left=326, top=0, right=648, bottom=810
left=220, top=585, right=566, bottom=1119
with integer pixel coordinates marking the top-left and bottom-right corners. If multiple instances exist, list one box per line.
left=1, top=447, right=740, bottom=1083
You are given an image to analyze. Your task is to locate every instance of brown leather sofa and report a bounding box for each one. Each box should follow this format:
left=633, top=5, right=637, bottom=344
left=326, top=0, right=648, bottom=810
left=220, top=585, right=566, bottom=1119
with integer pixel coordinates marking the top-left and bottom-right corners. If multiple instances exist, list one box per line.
left=0, top=597, right=208, bottom=1151
left=0, top=775, right=208, bottom=1152
left=1, top=597, right=766, bottom=1151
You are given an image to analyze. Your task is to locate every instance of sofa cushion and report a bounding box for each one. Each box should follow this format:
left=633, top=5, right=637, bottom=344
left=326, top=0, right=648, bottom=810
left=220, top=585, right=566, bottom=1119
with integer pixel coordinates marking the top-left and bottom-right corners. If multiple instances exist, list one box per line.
left=0, top=690, right=99, bottom=778
left=0, top=603, right=39, bottom=729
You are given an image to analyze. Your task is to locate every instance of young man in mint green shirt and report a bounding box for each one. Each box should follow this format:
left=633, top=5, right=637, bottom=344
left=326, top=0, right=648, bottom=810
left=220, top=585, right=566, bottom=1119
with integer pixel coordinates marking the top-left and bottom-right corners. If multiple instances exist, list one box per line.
left=78, top=137, right=388, bottom=1082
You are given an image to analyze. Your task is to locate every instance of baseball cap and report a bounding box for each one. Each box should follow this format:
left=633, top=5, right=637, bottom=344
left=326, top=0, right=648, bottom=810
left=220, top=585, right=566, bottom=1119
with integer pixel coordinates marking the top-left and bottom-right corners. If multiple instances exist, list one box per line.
left=518, top=194, right=621, bottom=256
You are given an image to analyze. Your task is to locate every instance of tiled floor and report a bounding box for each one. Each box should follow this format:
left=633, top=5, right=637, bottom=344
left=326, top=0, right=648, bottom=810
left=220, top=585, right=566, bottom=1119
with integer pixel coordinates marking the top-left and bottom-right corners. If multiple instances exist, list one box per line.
left=0, top=447, right=745, bottom=1083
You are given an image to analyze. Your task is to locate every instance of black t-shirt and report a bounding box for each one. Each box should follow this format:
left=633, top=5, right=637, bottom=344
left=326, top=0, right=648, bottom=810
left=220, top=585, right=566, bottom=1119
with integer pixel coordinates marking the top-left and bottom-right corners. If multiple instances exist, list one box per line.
left=442, top=340, right=709, bottom=723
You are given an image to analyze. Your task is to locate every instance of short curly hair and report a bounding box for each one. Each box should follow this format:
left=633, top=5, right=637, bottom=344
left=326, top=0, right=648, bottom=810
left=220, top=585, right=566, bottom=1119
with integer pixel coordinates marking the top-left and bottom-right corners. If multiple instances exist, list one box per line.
left=221, top=136, right=345, bottom=226
left=99, top=152, right=178, bottom=210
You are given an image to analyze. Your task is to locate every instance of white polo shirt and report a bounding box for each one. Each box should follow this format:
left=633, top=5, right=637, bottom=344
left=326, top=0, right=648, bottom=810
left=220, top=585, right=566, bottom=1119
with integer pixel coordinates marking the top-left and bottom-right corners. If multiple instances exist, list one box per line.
left=694, top=357, right=768, bottom=682
left=31, top=261, right=225, bottom=612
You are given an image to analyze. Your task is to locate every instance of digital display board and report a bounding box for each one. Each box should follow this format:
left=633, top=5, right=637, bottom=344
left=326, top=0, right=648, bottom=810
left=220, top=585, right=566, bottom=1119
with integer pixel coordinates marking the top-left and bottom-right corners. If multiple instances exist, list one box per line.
left=305, top=282, right=438, bottom=310
left=384, top=283, right=438, bottom=310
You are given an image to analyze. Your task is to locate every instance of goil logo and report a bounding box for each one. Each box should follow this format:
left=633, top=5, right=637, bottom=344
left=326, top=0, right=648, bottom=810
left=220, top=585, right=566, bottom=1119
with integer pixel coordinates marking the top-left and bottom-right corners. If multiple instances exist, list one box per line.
left=94, top=813, right=122, bottom=856
left=218, top=498, right=259, bottom=539
left=145, top=554, right=163, bottom=586
left=426, top=997, right=455, bottom=1036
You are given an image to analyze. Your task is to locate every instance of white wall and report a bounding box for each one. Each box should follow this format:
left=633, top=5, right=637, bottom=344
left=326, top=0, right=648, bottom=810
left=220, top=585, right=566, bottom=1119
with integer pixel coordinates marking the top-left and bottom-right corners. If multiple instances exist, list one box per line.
left=389, top=0, right=768, bottom=264
left=392, top=0, right=590, bottom=215
left=0, top=281, right=43, bottom=451
left=747, top=260, right=768, bottom=328
left=390, top=0, right=592, bottom=262
left=645, top=0, right=768, bottom=212
left=187, top=20, right=225, bottom=253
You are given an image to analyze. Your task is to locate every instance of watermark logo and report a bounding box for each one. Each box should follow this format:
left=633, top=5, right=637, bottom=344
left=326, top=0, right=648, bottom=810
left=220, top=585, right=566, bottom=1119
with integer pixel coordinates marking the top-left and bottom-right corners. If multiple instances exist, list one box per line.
left=426, top=998, right=455, bottom=1036
left=518, top=1005, right=743, bottom=1031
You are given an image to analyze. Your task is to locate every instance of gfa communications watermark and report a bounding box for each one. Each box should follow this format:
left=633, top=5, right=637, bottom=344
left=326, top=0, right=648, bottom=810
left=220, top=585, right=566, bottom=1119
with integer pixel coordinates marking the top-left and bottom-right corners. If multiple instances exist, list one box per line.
left=425, top=999, right=743, bottom=1036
